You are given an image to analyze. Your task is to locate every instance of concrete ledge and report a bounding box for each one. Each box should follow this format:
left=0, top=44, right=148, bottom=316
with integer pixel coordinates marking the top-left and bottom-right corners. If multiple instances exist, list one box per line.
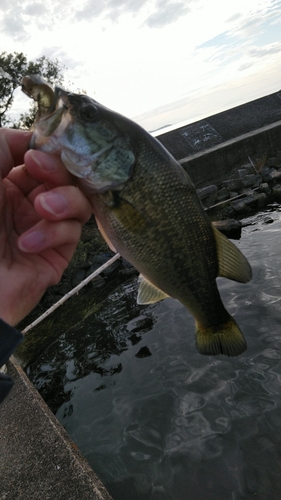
left=0, top=357, right=112, bottom=500
left=179, top=120, right=281, bottom=188
left=157, top=90, right=281, bottom=159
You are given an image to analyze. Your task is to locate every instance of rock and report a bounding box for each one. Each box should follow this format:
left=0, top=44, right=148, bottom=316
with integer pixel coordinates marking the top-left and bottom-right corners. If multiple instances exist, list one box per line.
left=253, top=192, right=267, bottom=208
left=241, top=174, right=262, bottom=188
left=91, top=276, right=106, bottom=288
left=72, top=269, right=86, bottom=287
left=260, top=166, right=271, bottom=181
left=242, top=194, right=257, bottom=207
left=212, top=219, right=242, bottom=239
left=59, top=283, right=72, bottom=295
left=102, top=259, right=121, bottom=276
left=216, top=187, right=229, bottom=202
left=272, top=185, right=281, bottom=202
left=222, top=179, right=242, bottom=191
left=240, top=163, right=255, bottom=173
left=263, top=216, right=274, bottom=224
left=261, top=168, right=281, bottom=183
left=196, top=185, right=218, bottom=207
left=267, top=157, right=280, bottom=167
left=258, top=183, right=271, bottom=196
left=135, top=346, right=152, bottom=358
left=236, top=168, right=248, bottom=179
left=231, top=199, right=251, bottom=214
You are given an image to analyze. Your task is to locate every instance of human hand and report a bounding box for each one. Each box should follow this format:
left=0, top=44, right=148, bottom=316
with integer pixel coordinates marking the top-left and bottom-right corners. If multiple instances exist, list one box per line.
left=0, top=129, right=92, bottom=326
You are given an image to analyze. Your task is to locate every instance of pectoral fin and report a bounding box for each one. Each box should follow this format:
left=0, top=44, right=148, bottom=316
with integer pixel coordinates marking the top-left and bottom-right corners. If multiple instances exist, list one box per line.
left=95, top=216, right=117, bottom=253
left=212, top=225, right=252, bottom=283
left=137, top=275, right=170, bottom=304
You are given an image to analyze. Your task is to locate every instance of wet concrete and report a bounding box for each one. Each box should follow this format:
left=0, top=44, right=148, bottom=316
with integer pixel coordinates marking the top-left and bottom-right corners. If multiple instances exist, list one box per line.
left=0, top=357, right=112, bottom=500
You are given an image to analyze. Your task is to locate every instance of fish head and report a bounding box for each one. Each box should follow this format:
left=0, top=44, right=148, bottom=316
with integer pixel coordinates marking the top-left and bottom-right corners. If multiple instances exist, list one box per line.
left=23, top=76, right=136, bottom=193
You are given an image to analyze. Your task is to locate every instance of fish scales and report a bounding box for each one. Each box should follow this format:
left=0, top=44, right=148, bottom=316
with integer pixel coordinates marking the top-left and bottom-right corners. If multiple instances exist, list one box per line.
left=90, top=136, right=226, bottom=328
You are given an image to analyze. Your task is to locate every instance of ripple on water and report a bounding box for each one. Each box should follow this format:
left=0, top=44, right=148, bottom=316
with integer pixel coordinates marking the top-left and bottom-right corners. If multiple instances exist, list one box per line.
left=28, top=209, right=281, bottom=500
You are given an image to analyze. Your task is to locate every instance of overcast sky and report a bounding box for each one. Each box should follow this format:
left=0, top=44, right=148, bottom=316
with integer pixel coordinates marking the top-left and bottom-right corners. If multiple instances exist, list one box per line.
left=1, top=0, right=281, bottom=132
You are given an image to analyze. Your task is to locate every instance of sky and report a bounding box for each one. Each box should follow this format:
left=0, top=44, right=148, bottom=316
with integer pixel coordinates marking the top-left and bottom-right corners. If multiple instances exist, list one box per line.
left=0, top=0, right=281, bottom=133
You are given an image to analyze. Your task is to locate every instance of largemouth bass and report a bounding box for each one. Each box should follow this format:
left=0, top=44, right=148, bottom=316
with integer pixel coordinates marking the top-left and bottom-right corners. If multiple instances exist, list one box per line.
left=22, top=75, right=252, bottom=357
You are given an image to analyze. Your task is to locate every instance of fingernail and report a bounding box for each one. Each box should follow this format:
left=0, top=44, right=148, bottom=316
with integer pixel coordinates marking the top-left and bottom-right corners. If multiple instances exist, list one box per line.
left=29, top=149, right=55, bottom=171
left=39, top=192, right=67, bottom=215
left=18, top=231, right=45, bottom=252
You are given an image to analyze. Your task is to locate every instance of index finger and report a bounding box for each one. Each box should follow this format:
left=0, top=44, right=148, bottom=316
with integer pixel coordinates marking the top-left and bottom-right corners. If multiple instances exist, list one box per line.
left=24, top=149, right=77, bottom=188
left=0, top=129, right=32, bottom=179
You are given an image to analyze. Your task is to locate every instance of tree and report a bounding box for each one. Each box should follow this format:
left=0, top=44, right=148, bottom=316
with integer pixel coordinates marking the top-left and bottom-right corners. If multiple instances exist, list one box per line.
left=0, top=52, right=65, bottom=128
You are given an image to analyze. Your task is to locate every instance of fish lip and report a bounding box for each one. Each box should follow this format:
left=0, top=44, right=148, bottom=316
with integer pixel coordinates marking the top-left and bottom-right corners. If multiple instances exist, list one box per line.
left=49, top=86, right=69, bottom=110
left=30, top=106, right=69, bottom=152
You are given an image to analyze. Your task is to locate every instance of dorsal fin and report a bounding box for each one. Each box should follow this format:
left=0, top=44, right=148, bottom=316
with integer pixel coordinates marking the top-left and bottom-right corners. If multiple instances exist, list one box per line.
left=137, top=275, right=170, bottom=304
left=212, top=225, right=252, bottom=283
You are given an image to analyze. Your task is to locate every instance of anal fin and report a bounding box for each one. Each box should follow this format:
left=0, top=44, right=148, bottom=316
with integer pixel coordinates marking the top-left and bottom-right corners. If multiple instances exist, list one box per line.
left=137, top=275, right=170, bottom=305
left=212, top=225, right=252, bottom=283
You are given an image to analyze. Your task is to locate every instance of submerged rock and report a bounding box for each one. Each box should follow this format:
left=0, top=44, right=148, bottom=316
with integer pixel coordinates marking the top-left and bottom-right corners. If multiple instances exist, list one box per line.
left=212, top=219, right=242, bottom=239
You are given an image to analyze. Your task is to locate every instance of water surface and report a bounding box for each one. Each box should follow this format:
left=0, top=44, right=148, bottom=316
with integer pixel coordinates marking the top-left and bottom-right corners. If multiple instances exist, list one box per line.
left=27, top=207, right=281, bottom=500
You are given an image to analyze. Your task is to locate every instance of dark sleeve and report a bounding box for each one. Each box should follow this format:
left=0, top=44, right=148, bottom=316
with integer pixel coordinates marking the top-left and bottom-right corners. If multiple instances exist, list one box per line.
left=0, top=319, right=24, bottom=404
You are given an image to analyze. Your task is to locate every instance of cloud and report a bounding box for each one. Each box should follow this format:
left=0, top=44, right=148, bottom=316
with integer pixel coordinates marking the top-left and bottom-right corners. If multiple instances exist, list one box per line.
left=229, top=2, right=281, bottom=40
left=197, top=32, right=230, bottom=50
left=238, top=61, right=254, bottom=72
left=0, top=0, right=52, bottom=39
left=1, top=11, right=29, bottom=41
left=144, top=1, right=191, bottom=28
left=226, top=13, right=242, bottom=23
left=74, top=0, right=191, bottom=27
left=75, top=1, right=104, bottom=22
left=24, top=2, right=48, bottom=16
left=75, top=0, right=143, bottom=22
left=248, top=43, right=281, bottom=58
left=193, top=0, right=281, bottom=78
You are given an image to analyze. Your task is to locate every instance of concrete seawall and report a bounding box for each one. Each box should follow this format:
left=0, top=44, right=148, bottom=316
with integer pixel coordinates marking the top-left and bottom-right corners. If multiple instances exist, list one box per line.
left=1, top=91, right=281, bottom=499
left=157, top=90, right=281, bottom=188
left=178, top=120, right=281, bottom=188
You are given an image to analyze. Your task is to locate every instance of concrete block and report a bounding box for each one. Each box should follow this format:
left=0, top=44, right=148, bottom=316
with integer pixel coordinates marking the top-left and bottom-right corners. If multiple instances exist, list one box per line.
left=196, top=185, right=218, bottom=207
left=212, top=219, right=242, bottom=239
left=241, top=174, right=262, bottom=188
left=222, top=179, right=242, bottom=191
left=217, top=187, right=229, bottom=202
left=258, top=183, right=271, bottom=195
left=236, top=168, right=248, bottom=179
left=231, top=199, right=250, bottom=213
left=253, top=192, right=267, bottom=208
left=267, top=157, right=281, bottom=167
left=272, top=185, right=281, bottom=202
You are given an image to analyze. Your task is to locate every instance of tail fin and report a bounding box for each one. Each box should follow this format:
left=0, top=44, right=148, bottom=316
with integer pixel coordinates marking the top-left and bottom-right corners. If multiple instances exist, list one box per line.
left=195, top=316, right=247, bottom=357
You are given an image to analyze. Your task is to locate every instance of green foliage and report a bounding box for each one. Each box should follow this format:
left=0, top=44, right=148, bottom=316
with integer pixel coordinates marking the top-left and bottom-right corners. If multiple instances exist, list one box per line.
left=0, top=51, right=65, bottom=128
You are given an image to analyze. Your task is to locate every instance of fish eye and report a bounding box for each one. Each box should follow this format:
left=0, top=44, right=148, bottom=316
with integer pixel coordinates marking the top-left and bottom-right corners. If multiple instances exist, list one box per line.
left=80, top=104, right=99, bottom=122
